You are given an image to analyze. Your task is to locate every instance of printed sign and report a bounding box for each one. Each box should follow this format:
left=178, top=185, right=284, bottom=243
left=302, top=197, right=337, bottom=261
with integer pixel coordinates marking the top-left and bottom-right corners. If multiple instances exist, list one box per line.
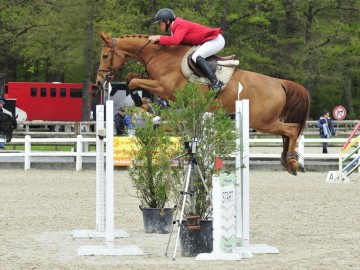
left=113, top=136, right=180, bottom=166
left=333, top=106, right=346, bottom=120
left=218, top=173, right=237, bottom=252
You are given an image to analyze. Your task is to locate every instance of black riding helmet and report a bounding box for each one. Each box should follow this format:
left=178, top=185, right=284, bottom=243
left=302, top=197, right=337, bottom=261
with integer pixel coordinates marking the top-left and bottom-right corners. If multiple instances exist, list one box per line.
left=153, top=8, right=176, bottom=32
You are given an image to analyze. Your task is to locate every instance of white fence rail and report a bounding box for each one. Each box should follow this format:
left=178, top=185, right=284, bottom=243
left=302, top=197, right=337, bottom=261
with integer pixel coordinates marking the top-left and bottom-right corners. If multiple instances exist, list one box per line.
left=1, top=135, right=359, bottom=171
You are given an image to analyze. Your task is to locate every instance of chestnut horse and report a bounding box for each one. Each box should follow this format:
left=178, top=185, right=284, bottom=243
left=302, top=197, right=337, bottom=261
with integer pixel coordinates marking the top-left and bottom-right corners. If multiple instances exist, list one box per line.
left=96, top=32, right=310, bottom=175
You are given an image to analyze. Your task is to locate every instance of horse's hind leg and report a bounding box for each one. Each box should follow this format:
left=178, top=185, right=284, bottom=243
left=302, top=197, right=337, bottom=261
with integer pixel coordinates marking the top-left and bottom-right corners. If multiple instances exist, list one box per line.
left=259, top=120, right=301, bottom=175
left=281, top=135, right=305, bottom=174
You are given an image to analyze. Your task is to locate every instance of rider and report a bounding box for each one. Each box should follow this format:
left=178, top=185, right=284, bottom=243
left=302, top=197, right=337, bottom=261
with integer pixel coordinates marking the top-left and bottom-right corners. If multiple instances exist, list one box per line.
left=149, top=8, right=225, bottom=93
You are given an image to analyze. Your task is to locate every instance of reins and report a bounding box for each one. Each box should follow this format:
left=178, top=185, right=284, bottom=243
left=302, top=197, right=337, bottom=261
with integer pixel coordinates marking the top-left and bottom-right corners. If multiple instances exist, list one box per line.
left=97, top=38, right=152, bottom=82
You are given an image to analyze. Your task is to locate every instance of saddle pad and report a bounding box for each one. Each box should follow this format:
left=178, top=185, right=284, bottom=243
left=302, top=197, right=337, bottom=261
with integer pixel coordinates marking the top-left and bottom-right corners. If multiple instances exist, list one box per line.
left=181, top=46, right=239, bottom=87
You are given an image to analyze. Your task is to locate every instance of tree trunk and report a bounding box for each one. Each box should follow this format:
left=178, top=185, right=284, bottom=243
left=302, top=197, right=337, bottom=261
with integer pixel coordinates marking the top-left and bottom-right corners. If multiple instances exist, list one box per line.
left=342, top=65, right=354, bottom=116
left=81, top=1, right=94, bottom=121
left=304, top=2, right=314, bottom=99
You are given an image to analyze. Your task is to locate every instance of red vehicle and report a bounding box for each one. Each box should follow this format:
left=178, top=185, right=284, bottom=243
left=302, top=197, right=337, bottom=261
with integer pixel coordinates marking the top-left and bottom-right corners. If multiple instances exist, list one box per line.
left=4, top=82, right=99, bottom=121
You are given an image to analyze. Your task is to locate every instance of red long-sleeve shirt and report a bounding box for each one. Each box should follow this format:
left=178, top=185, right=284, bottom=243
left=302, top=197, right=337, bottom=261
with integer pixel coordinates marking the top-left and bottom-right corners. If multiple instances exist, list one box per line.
left=159, top=17, right=221, bottom=46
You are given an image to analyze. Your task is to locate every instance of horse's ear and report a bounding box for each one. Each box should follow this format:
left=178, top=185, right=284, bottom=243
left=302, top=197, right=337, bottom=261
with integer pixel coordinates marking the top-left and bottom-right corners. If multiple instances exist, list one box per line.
left=99, top=32, right=111, bottom=44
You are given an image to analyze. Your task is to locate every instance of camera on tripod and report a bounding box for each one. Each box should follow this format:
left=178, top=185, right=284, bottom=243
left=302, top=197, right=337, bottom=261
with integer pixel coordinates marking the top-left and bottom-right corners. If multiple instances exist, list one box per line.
left=184, top=138, right=198, bottom=154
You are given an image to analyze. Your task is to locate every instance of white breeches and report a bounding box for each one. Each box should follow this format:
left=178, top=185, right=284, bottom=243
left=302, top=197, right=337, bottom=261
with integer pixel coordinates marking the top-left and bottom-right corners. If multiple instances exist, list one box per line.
left=192, top=34, right=225, bottom=62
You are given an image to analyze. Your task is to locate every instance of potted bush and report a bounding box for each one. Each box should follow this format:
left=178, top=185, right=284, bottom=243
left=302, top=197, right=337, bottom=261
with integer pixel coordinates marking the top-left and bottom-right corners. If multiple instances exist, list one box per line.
left=129, top=109, right=181, bottom=234
left=162, top=83, right=237, bottom=256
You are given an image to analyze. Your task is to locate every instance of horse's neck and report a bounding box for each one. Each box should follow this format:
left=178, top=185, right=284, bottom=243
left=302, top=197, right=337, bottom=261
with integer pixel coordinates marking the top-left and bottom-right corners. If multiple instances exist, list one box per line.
left=118, top=36, right=151, bottom=60
left=118, top=36, right=189, bottom=65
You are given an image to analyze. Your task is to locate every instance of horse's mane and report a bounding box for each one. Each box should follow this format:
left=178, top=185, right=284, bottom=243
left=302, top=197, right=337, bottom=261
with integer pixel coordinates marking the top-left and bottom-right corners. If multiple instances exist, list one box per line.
left=118, top=34, right=150, bottom=39
left=108, top=33, right=190, bottom=51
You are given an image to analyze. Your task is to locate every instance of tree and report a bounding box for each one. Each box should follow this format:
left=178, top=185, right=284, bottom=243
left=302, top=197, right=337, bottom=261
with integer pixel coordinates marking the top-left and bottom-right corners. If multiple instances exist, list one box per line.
left=0, top=0, right=358, bottom=120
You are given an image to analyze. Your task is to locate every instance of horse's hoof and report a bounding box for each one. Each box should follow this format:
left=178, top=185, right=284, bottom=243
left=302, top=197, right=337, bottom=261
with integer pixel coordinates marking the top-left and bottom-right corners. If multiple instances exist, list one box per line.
left=298, top=163, right=306, bottom=173
left=289, top=166, right=297, bottom=176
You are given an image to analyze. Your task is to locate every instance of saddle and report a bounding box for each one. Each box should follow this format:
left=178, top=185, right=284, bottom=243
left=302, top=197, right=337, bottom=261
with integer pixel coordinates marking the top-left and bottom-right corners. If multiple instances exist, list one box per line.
left=181, top=46, right=239, bottom=87
left=187, top=52, right=236, bottom=78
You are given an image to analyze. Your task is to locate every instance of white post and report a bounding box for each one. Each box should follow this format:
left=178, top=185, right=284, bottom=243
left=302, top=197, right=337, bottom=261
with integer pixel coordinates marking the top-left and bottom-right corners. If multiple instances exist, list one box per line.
left=234, top=98, right=279, bottom=256
left=75, top=90, right=143, bottom=256
left=24, top=135, right=31, bottom=170
left=298, top=135, right=305, bottom=167
left=105, top=100, right=115, bottom=249
left=76, top=135, right=83, bottom=171
left=96, top=105, right=106, bottom=233
left=72, top=105, right=128, bottom=238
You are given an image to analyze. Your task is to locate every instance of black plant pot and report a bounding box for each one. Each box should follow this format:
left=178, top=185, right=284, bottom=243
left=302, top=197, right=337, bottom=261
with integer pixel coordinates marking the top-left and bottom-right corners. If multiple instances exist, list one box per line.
left=140, top=207, right=174, bottom=234
left=179, top=219, right=213, bottom=257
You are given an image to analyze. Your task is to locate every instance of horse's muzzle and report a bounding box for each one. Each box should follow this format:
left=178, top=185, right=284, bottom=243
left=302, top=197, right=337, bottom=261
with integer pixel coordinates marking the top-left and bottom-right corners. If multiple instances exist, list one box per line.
left=96, top=80, right=105, bottom=91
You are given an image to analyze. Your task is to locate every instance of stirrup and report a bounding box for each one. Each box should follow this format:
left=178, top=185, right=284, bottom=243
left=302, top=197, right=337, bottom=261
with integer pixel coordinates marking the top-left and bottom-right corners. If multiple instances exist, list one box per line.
left=211, top=80, right=224, bottom=92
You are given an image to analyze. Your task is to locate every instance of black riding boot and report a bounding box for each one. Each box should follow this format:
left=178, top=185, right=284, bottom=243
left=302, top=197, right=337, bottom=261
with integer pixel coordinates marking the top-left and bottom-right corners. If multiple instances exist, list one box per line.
left=196, top=56, right=224, bottom=93
left=323, top=147, right=328, bottom=154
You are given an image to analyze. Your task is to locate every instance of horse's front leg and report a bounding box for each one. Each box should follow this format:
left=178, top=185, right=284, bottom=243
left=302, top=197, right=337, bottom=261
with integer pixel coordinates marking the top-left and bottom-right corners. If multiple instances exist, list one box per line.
left=125, top=73, right=150, bottom=109
left=125, top=73, right=167, bottom=112
left=129, top=78, right=165, bottom=96
left=125, top=72, right=149, bottom=84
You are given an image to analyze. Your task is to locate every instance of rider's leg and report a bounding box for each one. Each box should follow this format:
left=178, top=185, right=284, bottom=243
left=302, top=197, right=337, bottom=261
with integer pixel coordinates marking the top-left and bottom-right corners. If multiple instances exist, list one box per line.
left=195, top=56, right=224, bottom=92
left=192, top=34, right=225, bottom=92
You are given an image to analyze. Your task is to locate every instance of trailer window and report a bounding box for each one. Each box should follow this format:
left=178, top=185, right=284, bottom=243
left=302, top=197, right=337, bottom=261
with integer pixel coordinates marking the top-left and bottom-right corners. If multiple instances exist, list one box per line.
left=31, top=87, right=37, bottom=97
left=50, top=88, right=56, bottom=97
left=60, top=88, right=66, bottom=97
left=70, top=88, right=82, bottom=98
left=40, top=88, right=46, bottom=97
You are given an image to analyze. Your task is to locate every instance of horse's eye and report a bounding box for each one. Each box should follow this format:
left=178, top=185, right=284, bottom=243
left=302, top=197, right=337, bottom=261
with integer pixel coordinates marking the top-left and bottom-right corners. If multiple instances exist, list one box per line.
left=102, top=55, right=108, bottom=59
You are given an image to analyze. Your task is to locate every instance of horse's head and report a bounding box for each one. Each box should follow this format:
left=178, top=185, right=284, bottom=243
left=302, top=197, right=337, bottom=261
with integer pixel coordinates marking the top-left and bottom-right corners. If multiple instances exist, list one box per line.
left=96, top=32, right=127, bottom=90
left=0, top=113, right=17, bottom=143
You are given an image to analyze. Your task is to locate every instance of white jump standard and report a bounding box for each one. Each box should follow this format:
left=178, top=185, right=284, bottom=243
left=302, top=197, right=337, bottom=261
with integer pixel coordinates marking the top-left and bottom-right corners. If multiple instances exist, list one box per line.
left=196, top=85, right=278, bottom=260
left=233, top=98, right=278, bottom=256
left=75, top=99, right=143, bottom=256
left=71, top=104, right=128, bottom=239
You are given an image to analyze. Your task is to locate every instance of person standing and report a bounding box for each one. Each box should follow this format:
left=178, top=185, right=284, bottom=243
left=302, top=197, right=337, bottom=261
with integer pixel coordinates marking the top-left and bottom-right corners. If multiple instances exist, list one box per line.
left=317, top=110, right=337, bottom=153
left=115, top=107, right=127, bottom=136
left=0, top=99, right=5, bottom=113
left=149, top=8, right=225, bottom=93
left=0, top=100, right=6, bottom=149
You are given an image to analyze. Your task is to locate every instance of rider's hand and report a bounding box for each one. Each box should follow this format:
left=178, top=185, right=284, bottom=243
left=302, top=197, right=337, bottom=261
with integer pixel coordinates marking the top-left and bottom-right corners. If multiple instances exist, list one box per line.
left=149, top=35, right=160, bottom=43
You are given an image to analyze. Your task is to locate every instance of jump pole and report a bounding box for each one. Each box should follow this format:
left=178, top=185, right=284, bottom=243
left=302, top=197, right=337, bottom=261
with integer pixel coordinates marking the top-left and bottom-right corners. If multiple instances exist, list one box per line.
left=234, top=90, right=279, bottom=255
left=72, top=104, right=128, bottom=239
left=75, top=99, right=143, bottom=256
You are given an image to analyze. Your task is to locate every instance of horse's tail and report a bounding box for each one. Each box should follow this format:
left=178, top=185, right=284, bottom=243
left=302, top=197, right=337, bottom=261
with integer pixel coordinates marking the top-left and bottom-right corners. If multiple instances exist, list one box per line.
left=279, top=79, right=310, bottom=137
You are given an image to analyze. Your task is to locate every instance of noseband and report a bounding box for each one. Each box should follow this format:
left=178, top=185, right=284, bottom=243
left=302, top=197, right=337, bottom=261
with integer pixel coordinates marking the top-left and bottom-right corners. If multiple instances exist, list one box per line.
left=97, top=38, right=151, bottom=82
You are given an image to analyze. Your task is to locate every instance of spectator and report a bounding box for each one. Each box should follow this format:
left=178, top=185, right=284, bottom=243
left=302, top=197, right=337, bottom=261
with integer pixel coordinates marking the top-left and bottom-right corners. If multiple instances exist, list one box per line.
left=124, top=112, right=133, bottom=129
left=0, top=99, right=4, bottom=113
left=152, top=97, right=170, bottom=129
left=114, top=107, right=127, bottom=136
left=317, top=110, right=337, bottom=153
left=0, top=100, right=6, bottom=149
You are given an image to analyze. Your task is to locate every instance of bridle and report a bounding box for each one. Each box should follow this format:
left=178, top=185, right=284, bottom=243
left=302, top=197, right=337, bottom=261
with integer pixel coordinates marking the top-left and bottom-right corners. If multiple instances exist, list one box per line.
left=97, top=38, right=151, bottom=83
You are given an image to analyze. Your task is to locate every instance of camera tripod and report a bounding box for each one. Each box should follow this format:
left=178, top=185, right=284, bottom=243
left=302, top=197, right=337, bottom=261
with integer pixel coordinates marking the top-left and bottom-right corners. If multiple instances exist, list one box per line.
left=164, top=141, right=209, bottom=260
